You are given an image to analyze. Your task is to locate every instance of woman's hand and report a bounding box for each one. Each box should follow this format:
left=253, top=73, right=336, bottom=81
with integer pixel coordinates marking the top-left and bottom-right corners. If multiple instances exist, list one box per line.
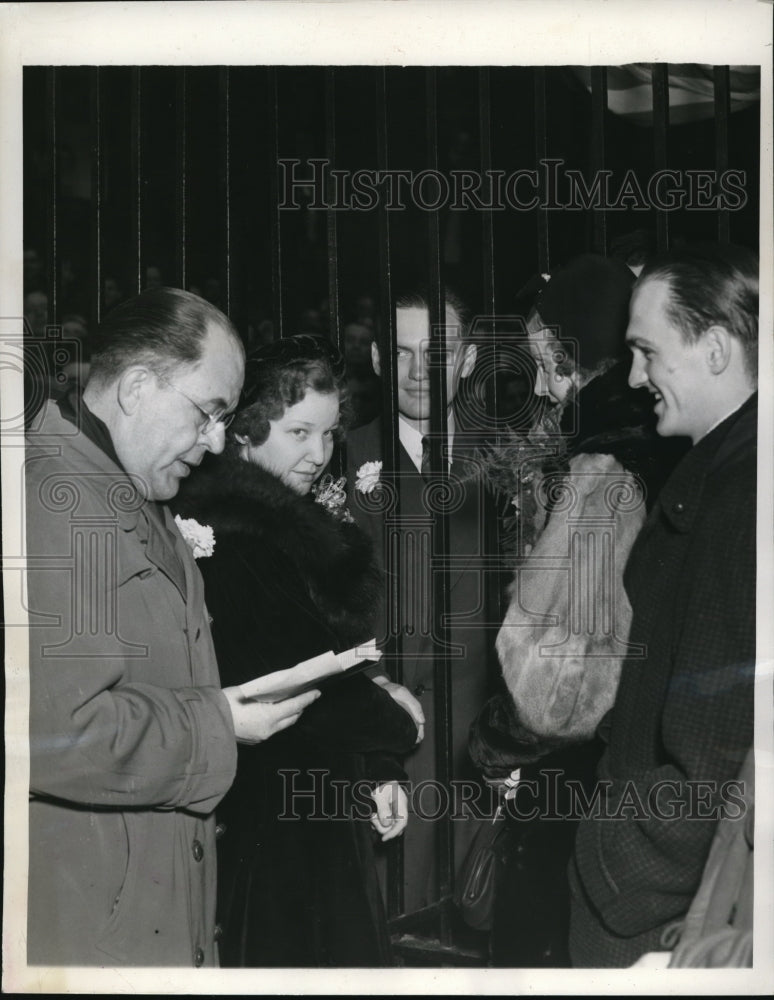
left=371, top=675, right=425, bottom=744
left=370, top=781, right=408, bottom=841
left=222, top=687, right=320, bottom=745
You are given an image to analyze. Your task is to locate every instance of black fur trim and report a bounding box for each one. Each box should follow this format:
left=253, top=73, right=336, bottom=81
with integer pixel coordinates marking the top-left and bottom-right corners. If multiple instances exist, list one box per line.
left=173, top=453, right=382, bottom=646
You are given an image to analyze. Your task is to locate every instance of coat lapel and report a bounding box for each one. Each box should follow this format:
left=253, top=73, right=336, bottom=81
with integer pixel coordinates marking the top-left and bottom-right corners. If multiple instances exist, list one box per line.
left=141, top=505, right=188, bottom=600
left=41, top=403, right=190, bottom=600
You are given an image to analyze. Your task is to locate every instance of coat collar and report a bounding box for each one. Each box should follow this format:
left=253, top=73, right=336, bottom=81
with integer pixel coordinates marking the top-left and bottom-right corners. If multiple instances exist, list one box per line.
left=32, top=400, right=189, bottom=598
left=658, top=393, right=757, bottom=534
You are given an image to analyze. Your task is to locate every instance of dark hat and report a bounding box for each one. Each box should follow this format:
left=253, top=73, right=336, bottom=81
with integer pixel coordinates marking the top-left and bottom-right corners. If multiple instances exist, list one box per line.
left=533, top=254, right=635, bottom=372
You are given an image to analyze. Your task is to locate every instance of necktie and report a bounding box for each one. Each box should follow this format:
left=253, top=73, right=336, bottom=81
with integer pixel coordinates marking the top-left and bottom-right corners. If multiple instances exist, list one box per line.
left=421, top=435, right=432, bottom=480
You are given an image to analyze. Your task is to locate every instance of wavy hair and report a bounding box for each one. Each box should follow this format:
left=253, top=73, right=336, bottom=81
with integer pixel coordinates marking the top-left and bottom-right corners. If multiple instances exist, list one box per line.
left=231, top=334, right=349, bottom=446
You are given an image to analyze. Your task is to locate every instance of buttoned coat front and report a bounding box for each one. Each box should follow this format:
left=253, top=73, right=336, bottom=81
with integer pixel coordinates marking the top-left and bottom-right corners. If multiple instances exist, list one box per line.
left=346, top=417, right=496, bottom=913
left=25, top=402, right=237, bottom=967
left=569, top=395, right=757, bottom=967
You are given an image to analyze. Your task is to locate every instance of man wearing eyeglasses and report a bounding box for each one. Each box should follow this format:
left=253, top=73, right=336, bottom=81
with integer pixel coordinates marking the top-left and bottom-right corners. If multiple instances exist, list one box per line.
left=24, top=288, right=318, bottom=967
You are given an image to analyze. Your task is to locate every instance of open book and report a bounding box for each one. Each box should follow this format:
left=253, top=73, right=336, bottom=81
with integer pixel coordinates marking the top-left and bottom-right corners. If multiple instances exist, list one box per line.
left=238, top=639, right=382, bottom=703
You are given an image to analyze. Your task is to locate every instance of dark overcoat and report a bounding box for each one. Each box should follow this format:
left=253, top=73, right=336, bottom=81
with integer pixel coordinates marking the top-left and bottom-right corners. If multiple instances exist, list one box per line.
left=569, top=394, right=757, bottom=966
left=173, top=451, right=418, bottom=966
left=345, top=417, right=496, bottom=914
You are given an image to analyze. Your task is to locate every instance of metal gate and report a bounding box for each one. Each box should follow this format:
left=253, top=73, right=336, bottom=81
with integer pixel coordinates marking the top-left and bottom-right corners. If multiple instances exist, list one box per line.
left=23, top=62, right=760, bottom=964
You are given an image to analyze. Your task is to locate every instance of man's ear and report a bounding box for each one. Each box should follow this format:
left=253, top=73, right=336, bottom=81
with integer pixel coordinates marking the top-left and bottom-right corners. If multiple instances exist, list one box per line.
left=117, top=366, right=151, bottom=416
left=371, top=340, right=382, bottom=376
left=704, top=325, right=732, bottom=375
left=459, top=342, right=477, bottom=379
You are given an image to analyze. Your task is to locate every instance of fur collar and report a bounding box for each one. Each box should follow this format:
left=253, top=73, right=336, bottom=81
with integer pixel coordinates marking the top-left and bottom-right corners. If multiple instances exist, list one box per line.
left=173, top=451, right=381, bottom=646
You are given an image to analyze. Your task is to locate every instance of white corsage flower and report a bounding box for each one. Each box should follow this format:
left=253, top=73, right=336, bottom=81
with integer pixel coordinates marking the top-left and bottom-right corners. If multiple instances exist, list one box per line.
left=355, top=460, right=382, bottom=494
left=174, top=515, right=216, bottom=558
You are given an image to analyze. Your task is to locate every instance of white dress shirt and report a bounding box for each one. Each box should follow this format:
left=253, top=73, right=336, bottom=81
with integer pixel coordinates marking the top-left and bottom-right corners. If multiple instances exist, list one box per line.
left=398, top=415, right=455, bottom=473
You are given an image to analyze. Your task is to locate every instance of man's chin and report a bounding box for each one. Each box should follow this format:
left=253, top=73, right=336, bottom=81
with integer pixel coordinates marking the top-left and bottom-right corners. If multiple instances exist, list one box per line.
left=151, top=476, right=182, bottom=502
left=397, top=396, right=430, bottom=421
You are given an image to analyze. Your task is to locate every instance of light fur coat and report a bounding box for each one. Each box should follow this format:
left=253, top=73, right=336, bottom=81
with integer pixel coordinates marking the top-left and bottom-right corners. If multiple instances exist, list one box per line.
left=496, top=451, right=645, bottom=741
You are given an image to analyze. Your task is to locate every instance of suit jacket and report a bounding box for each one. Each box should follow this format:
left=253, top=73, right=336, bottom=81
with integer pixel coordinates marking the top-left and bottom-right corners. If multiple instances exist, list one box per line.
left=346, top=417, right=498, bottom=910
left=569, top=394, right=757, bottom=967
left=25, top=401, right=237, bottom=966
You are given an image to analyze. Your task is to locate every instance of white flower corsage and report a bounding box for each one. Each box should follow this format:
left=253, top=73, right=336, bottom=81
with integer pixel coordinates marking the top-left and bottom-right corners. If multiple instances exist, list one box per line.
left=312, top=474, right=354, bottom=523
left=355, top=460, right=382, bottom=494
left=174, top=515, right=216, bottom=558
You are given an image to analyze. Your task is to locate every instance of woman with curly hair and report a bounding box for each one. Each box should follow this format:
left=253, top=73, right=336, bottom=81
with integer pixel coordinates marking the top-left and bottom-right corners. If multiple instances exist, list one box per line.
left=174, top=334, right=419, bottom=967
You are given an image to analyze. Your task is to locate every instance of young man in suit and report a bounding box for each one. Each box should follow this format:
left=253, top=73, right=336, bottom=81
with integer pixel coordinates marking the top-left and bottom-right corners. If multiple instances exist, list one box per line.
left=346, top=290, right=495, bottom=918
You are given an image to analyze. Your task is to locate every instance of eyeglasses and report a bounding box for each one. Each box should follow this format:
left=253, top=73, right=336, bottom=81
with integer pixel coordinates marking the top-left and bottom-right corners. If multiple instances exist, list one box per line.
left=156, top=373, right=236, bottom=433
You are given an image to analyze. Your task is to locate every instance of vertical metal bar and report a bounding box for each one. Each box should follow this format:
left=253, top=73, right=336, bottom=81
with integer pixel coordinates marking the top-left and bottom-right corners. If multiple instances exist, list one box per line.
left=268, top=68, right=284, bottom=340
left=375, top=66, right=405, bottom=923
left=478, top=68, right=504, bottom=652
left=479, top=69, right=496, bottom=319
left=533, top=67, right=550, bottom=273
left=174, top=68, right=187, bottom=291
left=130, top=68, right=142, bottom=293
left=714, top=66, right=731, bottom=244
left=652, top=64, right=670, bottom=252
left=590, top=66, right=608, bottom=255
left=325, top=69, right=341, bottom=352
left=425, top=67, right=453, bottom=946
left=219, top=67, right=232, bottom=317
left=44, top=68, right=57, bottom=324
left=89, top=68, right=102, bottom=328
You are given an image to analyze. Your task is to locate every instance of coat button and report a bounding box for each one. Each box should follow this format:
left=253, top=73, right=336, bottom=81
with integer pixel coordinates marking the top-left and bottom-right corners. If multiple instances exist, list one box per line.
left=194, top=946, right=205, bottom=967
left=192, top=839, right=204, bottom=862
left=215, top=823, right=227, bottom=840
left=673, top=501, right=685, bottom=514
left=414, top=683, right=426, bottom=696
left=214, top=923, right=223, bottom=942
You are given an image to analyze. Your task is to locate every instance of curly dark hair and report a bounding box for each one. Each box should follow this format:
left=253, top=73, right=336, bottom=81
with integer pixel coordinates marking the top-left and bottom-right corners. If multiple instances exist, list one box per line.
left=230, top=334, right=350, bottom=446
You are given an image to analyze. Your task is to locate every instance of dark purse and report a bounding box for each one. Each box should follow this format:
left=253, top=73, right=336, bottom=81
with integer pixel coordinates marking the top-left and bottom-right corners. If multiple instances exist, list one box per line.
left=454, top=809, right=512, bottom=931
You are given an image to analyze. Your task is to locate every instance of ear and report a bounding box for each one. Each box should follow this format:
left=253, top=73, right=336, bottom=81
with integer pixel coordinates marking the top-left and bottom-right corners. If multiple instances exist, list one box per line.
left=459, top=342, right=477, bottom=379
left=117, top=365, right=151, bottom=416
left=234, top=433, right=249, bottom=445
left=371, top=340, right=382, bottom=376
left=704, top=325, right=732, bottom=375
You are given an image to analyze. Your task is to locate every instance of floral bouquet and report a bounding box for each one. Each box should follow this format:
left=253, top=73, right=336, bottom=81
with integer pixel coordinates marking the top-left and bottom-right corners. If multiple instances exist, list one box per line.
left=476, top=406, right=566, bottom=559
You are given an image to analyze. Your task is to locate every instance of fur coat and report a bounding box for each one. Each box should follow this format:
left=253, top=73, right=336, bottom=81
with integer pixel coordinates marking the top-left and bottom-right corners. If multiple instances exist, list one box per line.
left=466, top=362, right=687, bottom=968
left=470, top=361, right=688, bottom=775
left=173, top=450, right=418, bottom=967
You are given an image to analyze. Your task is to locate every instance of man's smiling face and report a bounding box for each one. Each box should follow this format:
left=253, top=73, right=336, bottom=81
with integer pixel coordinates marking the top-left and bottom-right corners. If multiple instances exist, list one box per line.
left=626, top=277, right=710, bottom=443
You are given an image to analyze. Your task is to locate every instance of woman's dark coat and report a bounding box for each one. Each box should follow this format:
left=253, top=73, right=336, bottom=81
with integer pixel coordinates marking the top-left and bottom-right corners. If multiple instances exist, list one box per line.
left=174, top=451, right=418, bottom=967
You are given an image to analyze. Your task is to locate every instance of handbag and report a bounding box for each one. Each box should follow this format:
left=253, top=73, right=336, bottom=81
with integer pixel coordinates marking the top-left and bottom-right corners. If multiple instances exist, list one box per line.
left=454, top=810, right=512, bottom=932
